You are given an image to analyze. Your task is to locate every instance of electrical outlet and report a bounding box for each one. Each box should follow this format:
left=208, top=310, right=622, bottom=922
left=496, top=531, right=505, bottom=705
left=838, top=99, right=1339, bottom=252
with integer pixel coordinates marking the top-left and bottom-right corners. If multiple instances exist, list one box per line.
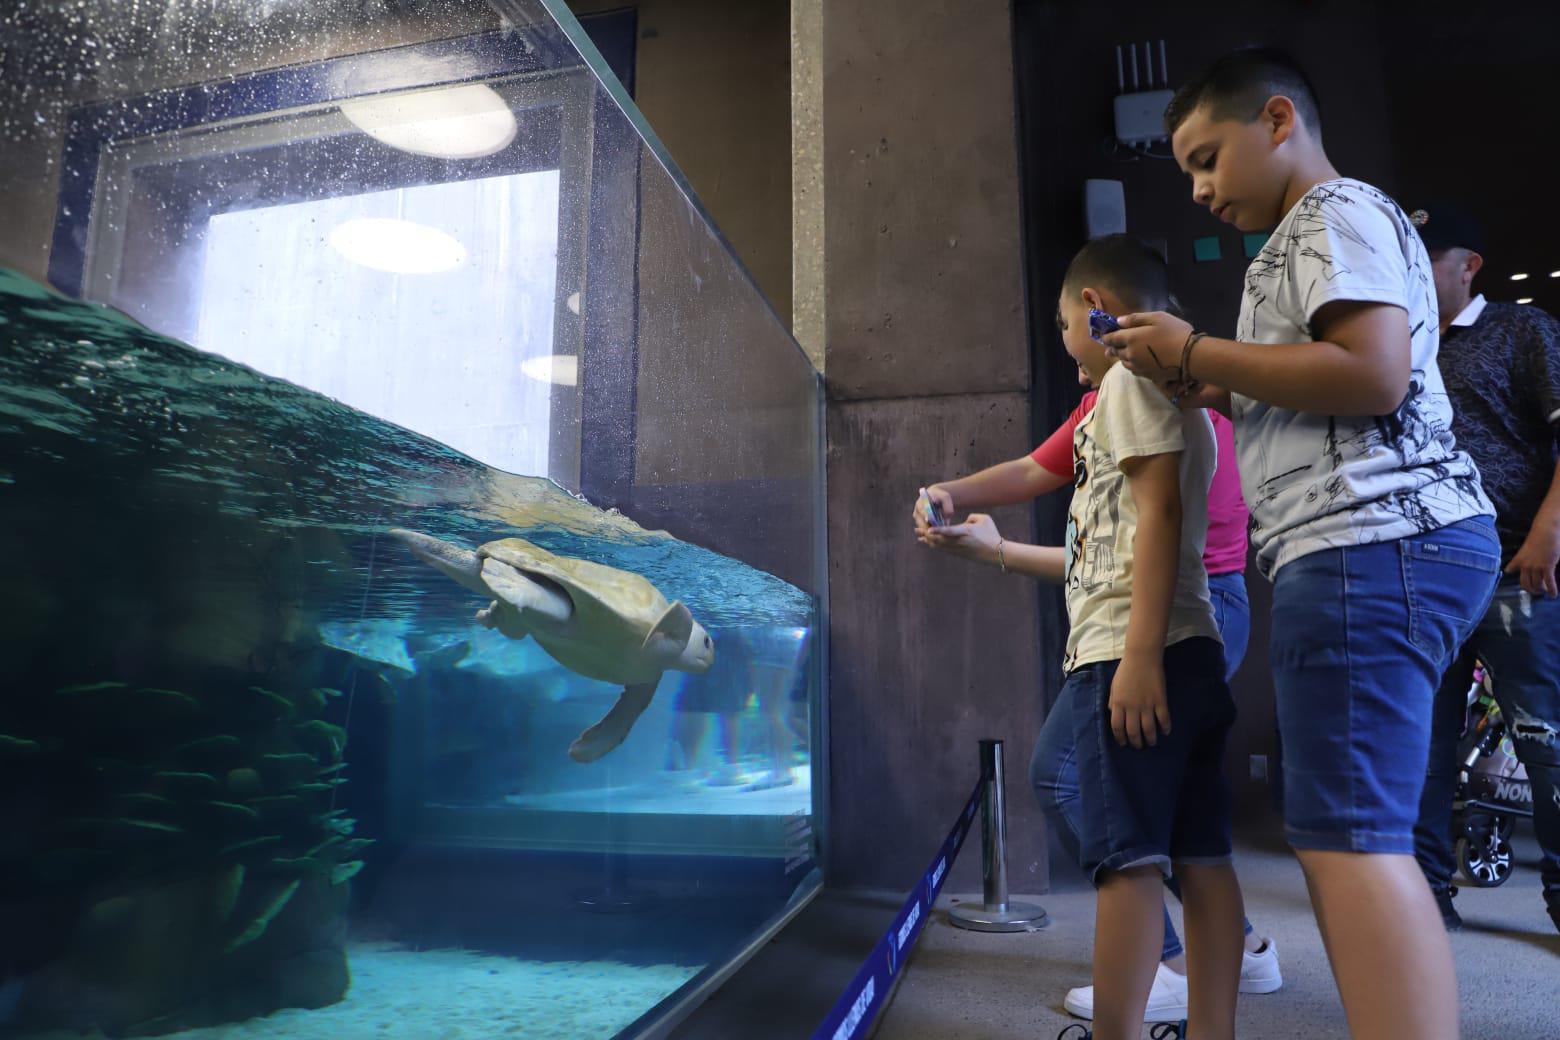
left=1250, top=754, right=1269, bottom=781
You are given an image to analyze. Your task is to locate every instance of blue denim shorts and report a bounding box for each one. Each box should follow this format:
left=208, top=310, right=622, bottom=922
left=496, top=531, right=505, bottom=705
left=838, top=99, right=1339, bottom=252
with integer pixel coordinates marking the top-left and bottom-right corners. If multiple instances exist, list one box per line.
left=1271, top=517, right=1500, bottom=853
left=1067, top=637, right=1236, bottom=884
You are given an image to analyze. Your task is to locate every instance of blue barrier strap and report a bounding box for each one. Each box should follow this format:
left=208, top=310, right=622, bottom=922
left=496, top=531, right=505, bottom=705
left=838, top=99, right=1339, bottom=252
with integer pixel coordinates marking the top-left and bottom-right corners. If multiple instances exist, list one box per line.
left=812, top=773, right=987, bottom=1040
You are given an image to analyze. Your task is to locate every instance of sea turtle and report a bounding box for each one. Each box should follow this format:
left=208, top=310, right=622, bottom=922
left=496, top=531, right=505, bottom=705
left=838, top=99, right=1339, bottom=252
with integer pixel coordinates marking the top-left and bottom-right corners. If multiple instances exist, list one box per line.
left=389, top=529, right=715, bottom=763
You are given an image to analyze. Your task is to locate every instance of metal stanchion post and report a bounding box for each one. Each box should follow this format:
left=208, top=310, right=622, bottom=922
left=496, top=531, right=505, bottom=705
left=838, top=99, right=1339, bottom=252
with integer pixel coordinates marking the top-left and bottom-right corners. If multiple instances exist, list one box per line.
left=949, top=739, right=1048, bottom=932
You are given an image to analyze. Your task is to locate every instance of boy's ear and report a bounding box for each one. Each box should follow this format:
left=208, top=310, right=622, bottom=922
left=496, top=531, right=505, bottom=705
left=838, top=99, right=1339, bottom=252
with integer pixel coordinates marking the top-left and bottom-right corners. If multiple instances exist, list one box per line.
left=1265, top=94, right=1299, bottom=146
left=1080, top=286, right=1102, bottom=310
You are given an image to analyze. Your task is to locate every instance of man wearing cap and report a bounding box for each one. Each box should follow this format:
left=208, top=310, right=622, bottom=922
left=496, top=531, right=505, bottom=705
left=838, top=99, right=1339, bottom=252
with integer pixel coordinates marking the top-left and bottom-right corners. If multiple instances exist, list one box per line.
left=1409, top=202, right=1560, bottom=934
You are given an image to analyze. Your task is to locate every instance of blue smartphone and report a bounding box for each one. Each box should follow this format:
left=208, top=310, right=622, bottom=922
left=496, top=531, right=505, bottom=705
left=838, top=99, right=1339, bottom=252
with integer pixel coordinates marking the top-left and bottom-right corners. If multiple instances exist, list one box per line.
left=1088, top=307, right=1121, bottom=342
left=924, top=498, right=948, bottom=528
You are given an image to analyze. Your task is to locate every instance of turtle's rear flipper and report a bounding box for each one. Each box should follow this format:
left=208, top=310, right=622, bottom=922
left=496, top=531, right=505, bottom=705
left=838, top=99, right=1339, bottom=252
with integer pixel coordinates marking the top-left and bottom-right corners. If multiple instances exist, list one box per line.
left=569, top=682, right=659, bottom=763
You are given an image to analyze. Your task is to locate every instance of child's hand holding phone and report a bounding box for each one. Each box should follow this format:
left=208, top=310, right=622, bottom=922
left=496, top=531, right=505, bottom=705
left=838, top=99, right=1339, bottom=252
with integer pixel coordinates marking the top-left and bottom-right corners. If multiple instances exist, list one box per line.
left=914, top=485, right=954, bottom=538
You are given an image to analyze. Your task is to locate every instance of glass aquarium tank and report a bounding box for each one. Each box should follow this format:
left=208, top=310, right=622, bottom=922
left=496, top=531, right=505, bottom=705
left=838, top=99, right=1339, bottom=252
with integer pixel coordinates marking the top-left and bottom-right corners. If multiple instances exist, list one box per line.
left=0, top=2, right=825, bottom=1038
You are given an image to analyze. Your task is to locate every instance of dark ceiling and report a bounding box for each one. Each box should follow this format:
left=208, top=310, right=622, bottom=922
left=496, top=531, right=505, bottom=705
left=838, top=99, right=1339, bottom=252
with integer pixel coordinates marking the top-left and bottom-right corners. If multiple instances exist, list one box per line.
left=1376, top=2, right=1558, bottom=312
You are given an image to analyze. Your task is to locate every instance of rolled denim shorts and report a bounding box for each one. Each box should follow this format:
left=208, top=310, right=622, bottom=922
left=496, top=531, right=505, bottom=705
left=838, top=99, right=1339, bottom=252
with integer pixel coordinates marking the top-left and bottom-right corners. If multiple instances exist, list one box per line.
left=1067, top=637, right=1236, bottom=884
left=1270, top=517, right=1499, bottom=853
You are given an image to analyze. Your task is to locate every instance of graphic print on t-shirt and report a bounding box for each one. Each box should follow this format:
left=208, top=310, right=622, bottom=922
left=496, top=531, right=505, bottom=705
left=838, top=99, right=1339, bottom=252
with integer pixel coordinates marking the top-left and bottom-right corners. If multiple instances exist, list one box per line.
left=1067, top=409, right=1119, bottom=595
left=1232, top=179, right=1491, bottom=577
left=1063, top=365, right=1219, bottom=673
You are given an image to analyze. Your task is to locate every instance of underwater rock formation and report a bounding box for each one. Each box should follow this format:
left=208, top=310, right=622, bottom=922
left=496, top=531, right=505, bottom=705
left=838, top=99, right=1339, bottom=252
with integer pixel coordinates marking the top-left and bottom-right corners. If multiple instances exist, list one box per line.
left=0, top=679, right=364, bottom=1035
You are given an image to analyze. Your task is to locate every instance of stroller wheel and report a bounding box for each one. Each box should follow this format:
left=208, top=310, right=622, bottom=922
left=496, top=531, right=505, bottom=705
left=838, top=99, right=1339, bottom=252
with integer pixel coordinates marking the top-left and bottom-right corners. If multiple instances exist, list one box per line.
left=1457, top=830, right=1514, bottom=888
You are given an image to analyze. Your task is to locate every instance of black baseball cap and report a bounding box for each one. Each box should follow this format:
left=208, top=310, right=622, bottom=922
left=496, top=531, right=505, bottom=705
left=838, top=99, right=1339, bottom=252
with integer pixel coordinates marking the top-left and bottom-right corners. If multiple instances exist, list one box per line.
left=1407, top=201, right=1486, bottom=255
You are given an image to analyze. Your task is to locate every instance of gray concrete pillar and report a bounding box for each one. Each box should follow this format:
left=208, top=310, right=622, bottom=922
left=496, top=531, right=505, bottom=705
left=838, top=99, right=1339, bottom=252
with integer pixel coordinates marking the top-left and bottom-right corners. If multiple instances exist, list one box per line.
left=816, top=0, right=1048, bottom=893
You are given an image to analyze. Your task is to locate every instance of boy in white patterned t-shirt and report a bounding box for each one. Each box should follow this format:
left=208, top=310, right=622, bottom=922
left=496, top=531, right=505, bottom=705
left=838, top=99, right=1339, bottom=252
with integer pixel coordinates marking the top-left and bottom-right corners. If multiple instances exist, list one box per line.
left=1105, top=48, right=1497, bottom=1040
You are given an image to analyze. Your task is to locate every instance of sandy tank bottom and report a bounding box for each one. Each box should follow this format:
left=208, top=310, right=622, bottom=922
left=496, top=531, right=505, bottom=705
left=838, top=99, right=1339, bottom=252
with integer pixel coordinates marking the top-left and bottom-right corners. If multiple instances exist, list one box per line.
left=18, top=943, right=702, bottom=1040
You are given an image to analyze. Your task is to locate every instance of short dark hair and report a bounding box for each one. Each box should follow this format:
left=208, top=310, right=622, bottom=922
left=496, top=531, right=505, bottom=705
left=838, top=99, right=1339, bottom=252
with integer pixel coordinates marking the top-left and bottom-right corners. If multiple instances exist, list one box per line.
left=1062, top=234, right=1169, bottom=313
left=1163, top=47, right=1321, bottom=139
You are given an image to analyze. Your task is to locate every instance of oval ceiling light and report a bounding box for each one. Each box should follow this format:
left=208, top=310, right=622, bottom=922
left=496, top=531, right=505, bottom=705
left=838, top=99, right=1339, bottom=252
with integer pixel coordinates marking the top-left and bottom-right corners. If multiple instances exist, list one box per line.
left=327, top=218, right=467, bottom=274
left=1510, top=272, right=1530, bottom=281
left=339, top=83, right=518, bottom=160
left=521, top=354, right=579, bottom=387
left=1517, top=297, right=1534, bottom=305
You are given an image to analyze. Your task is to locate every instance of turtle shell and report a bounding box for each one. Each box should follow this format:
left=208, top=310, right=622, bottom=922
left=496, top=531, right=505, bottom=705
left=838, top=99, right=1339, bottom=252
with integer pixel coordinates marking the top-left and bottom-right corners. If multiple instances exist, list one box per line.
left=478, top=538, right=676, bottom=683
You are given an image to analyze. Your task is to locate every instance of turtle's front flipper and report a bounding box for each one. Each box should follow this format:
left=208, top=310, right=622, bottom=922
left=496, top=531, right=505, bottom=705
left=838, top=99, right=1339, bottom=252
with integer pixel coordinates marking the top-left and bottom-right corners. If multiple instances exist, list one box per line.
left=569, top=681, right=659, bottom=763
left=481, top=558, right=571, bottom=624
left=390, top=529, right=486, bottom=595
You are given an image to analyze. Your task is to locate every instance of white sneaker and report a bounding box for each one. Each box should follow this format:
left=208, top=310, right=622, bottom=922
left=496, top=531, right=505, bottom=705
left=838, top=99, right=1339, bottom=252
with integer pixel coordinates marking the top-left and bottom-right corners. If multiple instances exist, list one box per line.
left=1239, top=939, right=1282, bottom=994
left=1064, top=962, right=1188, bottom=1022
left=1061, top=942, right=1282, bottom=1022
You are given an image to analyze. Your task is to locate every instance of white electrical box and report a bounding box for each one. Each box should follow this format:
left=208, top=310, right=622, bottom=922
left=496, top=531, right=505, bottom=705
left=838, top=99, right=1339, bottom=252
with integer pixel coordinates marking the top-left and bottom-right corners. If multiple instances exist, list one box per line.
left=1084, top=179, right=1126, bottom=239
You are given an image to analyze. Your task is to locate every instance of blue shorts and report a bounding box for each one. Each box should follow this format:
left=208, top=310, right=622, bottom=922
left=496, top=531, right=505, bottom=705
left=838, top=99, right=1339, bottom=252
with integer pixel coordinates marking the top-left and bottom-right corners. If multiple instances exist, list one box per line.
left=1271, top=517, right=1499, bottom=853
left=1067, top=637, right=1235, bottom=884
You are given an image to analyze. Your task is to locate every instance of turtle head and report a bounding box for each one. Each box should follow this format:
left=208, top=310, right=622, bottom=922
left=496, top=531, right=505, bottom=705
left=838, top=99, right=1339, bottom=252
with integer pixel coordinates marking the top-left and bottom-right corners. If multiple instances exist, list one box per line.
left=645, top=601, right=714, bottom=674
left=678, top=619, right=716, bottom=674
left=388, top=528, right=486, bottom=596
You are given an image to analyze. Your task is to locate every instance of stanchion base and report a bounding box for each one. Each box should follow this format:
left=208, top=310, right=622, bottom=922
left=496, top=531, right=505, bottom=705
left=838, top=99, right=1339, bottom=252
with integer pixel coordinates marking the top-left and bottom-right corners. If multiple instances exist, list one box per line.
left=947, top=900, right=1049, bottom=933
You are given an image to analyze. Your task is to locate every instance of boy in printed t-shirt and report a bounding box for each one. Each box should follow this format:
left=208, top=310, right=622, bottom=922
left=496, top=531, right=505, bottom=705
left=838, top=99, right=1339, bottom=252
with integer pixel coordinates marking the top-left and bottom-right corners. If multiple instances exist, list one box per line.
left=1048, top=234, right=1244, bottom=1040
left=1104, top=48, right=1499, bottom=1040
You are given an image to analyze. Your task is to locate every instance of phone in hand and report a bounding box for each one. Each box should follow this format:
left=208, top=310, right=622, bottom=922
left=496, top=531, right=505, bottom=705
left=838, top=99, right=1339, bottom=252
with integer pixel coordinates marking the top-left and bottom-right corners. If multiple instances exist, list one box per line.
left=1088, top=307, right=1121, bottom=342
left=924, top=497, right=949, bottom=528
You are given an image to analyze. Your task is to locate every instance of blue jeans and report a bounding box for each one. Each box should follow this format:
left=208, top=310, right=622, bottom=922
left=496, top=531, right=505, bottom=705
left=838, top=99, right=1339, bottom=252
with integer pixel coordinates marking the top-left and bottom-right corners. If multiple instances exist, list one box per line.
left=1272, top=518, right=1499, bottom=852
left=1031, top=571, right=1252, bottom=961
left=1414, top=574, right=1560, bottom=917
left=1208, top=571, right=1249, bottom=683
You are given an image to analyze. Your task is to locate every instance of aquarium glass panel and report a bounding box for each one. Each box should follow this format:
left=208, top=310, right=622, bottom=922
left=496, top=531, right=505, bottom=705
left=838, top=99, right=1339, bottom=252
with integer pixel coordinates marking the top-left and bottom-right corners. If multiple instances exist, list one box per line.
left=0, top=2, right=824, bottom=1039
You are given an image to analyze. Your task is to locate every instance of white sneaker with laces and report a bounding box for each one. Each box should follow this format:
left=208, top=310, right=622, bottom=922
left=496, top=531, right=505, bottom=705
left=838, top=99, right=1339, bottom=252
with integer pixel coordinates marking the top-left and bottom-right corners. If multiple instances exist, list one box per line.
left=1064, top=962, right=1188, bottom=1022
left=1062, top=941, right=1282, bottom=1022
left=1239, top=939, right=1283, bottom=994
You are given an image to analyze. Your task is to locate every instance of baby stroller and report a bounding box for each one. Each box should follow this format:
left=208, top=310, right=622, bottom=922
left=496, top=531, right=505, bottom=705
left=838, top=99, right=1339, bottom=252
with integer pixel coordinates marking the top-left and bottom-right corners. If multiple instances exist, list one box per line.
left=1451, top=663, right=1535, bottom=888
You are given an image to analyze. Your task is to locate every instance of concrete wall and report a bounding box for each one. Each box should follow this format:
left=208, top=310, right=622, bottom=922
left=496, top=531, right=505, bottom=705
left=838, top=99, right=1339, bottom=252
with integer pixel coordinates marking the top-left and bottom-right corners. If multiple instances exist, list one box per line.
left=630, top=159, right=816, bottom=489
left=790, top=0, right=826, bottom=371
left=628, top=0, right=793, bottom=325
left=820, top=0, right=1048, bottom=894
left=620, top=0, right=808, bottom=490
left=569, top=0, right=794, bottom=331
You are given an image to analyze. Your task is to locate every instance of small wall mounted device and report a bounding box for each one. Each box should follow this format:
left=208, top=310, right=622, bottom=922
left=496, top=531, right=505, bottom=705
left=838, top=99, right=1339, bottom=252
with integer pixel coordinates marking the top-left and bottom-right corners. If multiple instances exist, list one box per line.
left=1113, top=40, right=1174, bottom=146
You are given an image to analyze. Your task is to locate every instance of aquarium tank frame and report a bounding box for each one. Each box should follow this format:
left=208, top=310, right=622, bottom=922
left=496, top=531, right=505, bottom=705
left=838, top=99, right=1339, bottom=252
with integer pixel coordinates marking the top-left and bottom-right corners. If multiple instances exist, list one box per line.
left=5, top=0, right=831, bottom=1033
left=508, top=3, right=833, bottom=1031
